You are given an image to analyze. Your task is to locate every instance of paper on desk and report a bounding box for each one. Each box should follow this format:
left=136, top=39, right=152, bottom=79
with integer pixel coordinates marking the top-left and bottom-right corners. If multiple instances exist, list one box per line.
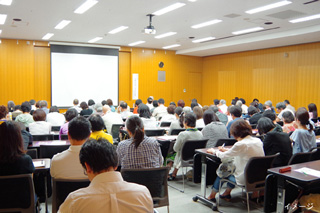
left=316, top=139, right=320, bottom=144
left=157, top=135, right=178, bottom=141
left=295, top=167, right=320, bottom=178
left=33, top=160, right=45, bottom=168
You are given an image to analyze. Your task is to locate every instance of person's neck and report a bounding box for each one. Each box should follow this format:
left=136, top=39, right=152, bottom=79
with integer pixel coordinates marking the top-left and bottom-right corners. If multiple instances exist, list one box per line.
left=89, top=167, right=115, bottom=181
left=70, top=139, right=87, bottom=146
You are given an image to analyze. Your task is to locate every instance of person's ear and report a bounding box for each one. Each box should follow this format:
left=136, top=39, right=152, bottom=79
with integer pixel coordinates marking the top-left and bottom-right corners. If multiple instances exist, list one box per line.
left=84, top=162, right=93, bottom=174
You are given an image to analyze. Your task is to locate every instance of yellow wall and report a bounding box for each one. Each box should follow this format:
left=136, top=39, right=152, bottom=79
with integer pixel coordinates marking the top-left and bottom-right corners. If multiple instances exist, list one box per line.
left=202, top=42, right=320, bottom=109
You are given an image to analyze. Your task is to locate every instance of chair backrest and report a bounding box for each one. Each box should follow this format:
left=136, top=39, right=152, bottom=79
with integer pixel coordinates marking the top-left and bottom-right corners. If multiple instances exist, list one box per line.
left=181, top=139, right=208, bottom=162
left=60, top=134, right=69, bottom=140
left=145, top=129, right=166, bottom=137
left=277, top=121, right=284, bottom=126
left=32, top=134, right=54, bottom=141
left=170, top=128, right=185, bottom=135
left=39, top=145, right=70, bottom=158
left=244, top=153, right=280, bottom=192
left=288, top=149, right=316, bottom=165
left=215, top=138, right=237, bottom=147
left=160, top=121, right=171, bottom=127
left=197, top=127, right=203, bottom=131
left=314, top=127, right=320, bottom=136
left=111, top=124, right=125, bottom=142
left=157, top=140, right=172, bottom=160
left=0, top=174, right=35, bottom=213
left=121, top=167, right=169, bottom=208
left=250, top=124, right=257, bottom=129
left=26, top=149, right=38, bottom=159
left=310, top=147, right=320, bottom=161
left=52, top=178, right=90, bottom=213
left=51, top=126, right=61, bottom=131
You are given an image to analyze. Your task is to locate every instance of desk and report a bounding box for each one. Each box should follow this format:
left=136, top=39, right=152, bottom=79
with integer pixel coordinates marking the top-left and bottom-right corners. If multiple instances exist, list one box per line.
left=33, top=158, right=51, bottom=213
left=30, top=140, right=70, bottom=148
left=155, top=135, right=178, bottom=160
left=268, top=160, right=320, bottom=213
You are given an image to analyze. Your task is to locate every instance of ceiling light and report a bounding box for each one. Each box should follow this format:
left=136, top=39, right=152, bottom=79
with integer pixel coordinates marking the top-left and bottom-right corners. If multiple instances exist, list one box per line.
left=188, top=0, right=197, bottom=2
left=0, top=14, right=7, bottom=25
left=74, top=0, right=98, bottom=14
left=232, top=27, right=264, bottom=35
left=192, top=37, right=215, bottom=43
left=108, top=26, right=128, bottom=34
left=0, top=30, right=2, bottom=34
left=88, top=37, right=103, bottom=43
left=155, top=32, right=177, bottom=39
left=55, top=20, right=71, bottom=30
left=245, top=0, right=292, bottom=14
left=163, top=44, right=181, bottom=49
left=289, top=14, right=320, bottom=23
left=153, top=2, right=186, bottom=16
left=42, top=33, right=54, bottom=40
left=0, top=0, right=12, bottom=5
left=191, top=19, right=222, bottom=29
left=128, top=41, right=145, bottom=46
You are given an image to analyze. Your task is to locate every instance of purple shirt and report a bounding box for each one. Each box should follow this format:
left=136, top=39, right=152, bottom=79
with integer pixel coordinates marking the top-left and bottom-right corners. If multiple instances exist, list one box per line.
left=59, top=122, right=69, bottom=140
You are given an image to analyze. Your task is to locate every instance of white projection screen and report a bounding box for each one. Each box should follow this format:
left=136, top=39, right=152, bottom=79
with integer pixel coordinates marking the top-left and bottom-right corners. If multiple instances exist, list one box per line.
left=51, top=45, right=119, bottom=108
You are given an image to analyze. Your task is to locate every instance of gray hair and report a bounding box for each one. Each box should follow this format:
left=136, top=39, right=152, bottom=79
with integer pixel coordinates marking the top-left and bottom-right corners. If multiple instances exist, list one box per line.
left=183, top=106, right=192, bottom=114
left=94, top=103, right=103, bottom=112
left=236, top=100, right=242, bottom=107
left=220, top=99, right=226, bottom=105
left=265, top=100, right=272, bottom=107
left=276, top=102, right=286, bottom=110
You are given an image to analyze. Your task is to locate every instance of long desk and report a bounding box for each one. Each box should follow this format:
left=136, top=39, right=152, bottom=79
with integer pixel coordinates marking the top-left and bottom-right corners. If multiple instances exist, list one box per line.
left=268, top=160, right=320, bottom=213
left=30, top=140, right=70, bottom=148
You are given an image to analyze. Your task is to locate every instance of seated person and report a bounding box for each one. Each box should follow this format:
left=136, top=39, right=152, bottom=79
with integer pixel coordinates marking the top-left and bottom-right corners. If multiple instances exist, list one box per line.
left=102, top=105, right=123, bottom=133
left=118, top=101, right=132, bottom=119
left=160, top=105, right=176, bottom=122
left=12, top=105, right=23, bottom=120
left=58, top=139, right=153, bottom=213
left=257, top=117, right=292, bottom=167
left=133, top=99, right=142, bottom=114
left=46, top=106, right=65, bottom=126
left=88, top=114, right=113, bottom=144
left=15, top=101, right=34, bottom=127
left=290, top=107, right=316, bottom=154
left=168, top=107, right=184, bottom=135
left=152, top=98, right=168, bottom=121
left=206, top=120, right=264, bottom=202
left=168, top=113, right=203, bottom=180
left=80, top=102, right=93, bottom=116
left=0, top=105, right=8, bottom=123
left=138, top=104, right=157, bottom=129
left=0, top=121, right=35, bottom=176
left=59, top=108, right=78, bottom=139
left=261, top=110, right=283, bottom=132
left=51, top=117, right=91, bottom=179
left=193, top=106, right=205, bottom=128
left=226, top=106, right=242, bottom=138
left=248, top=105, right=262, bottom=125
left=282, top=111, right=296, bottom=133
left=29, top=109, right=51, bottom=135
left=117, top=116, right=163, bottom=169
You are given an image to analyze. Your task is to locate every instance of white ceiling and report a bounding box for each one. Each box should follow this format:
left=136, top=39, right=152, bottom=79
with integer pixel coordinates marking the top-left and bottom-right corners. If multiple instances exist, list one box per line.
left=1, top=0, right=320, bottom=57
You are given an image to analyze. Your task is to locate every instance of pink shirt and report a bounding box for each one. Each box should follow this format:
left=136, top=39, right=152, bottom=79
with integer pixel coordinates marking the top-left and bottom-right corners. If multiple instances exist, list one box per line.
left=59, top=122, right=69, bottom=140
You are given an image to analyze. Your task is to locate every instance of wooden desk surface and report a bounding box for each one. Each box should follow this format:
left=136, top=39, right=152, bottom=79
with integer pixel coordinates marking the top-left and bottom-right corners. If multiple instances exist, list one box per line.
left=268, top=160, right=320, bottom=183
left=30, top=140, right=70, bottom=148
left=33, top=158, right=51, bottom=170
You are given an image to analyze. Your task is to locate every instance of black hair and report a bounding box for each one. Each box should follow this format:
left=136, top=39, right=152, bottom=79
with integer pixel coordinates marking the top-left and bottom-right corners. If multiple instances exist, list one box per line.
left=49, top=105, right=59, bottom=113
left=101, top=100, right=107, bottom=106
left=174, top=106, right=183, bottom=116
left=282, top=111, right=295, bottom=123
left=248, top=106, right=258, bottom=116
left=262, top=110, right=276, bottom=121
left=169, top=102, right=176, bottom=106
left=138, top=104, right=151, bottom=118
left=229, top=106, right=242, bottom=118
left=21, top=101, right=31, bottom=113
left=257, top=117, right=275, bottom=135
left=65, top=108, right=78, bottom=122
left=203, top=110, right=219, bottom=125
left=80, top=138, right=118, bottom=174
left=7, top=101, right=15, bottom=112
left=191, top=98, right=198, bottom=103
left=284, top=100, right=290, bottom=104
left=88, top=114, right=105, bottom=132
left=68, top=116, right=91, bottom=141
left=80, top=102, right=88, bottom=110
left=184, top=112, right=196, bottom=128
left=135, top=99, right=142, bottom=107
left=276, top=102, right=286, bottom=110
left=120, top=102, right=128, bottom=109
left=158, top=98, right=165, bottom=105
left=73, top=99, right=79, bottom=105
left=253, top=98, right=259, bottom=102
left=126, top=116, right=145, bottom=148
left=191, top=102, right=198, bottom=110
left=231, top=99, right=236, bottom=105
left=296, top=107, right=313, bottom=132
left=213, top=99, right=220, bottom=105
left=88, top=99, right=95, bottom=106
left=239, top=98, right=246, bottom=104
left=147, top=97, right=153, bottom=104
left=29, top=99, right=36, bottom=105
left=308, top=103, right=318, bottom=119
left=14, top=105, right=21, bottom=111
left=153, top=100, right=158, bottom=107
left=210, top=106, right=219, bottom=113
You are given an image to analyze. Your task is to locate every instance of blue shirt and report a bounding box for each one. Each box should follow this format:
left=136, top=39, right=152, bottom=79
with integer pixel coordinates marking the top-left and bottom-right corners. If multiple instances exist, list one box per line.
left=290, top=129, right=316, bottom=154
left=226, top=118, right=242, bottom=138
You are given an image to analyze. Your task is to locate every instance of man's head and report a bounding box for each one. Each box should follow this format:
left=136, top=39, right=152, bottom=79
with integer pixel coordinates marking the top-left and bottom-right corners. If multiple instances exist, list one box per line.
left=229, top=106, right=242, bottom=118
left=220, top=99, right=226, bottom=105
left=65, top=108, right=78, bottom=122
left=158, top=98, right=165, bottom=105
left=88, top=114, right=105, bottom=132
left=21, top=101, right=31, bottom=113
left=213, top=99, right=220, bottom=106
left=120, top=102, right=128, bottom=112
left=248, top=106, right=258, bottom=116
left=264, top=100, right=272, bottom=109
left=262, top=110, right=276, bottom=122
left=80, top=138, right=118, bottom=180
left=135, top=99, right=142, bottom=107
left=147, top=97, right=153, bottom=104
left=94, top=103, right=103, bottom=113
left=68, top=116, right=91, bottom=143
left=284, top=100, right=290, bottom=106
left=29, top=99, right=36, bottom=106
left=102, top=105, right=110, bottom=114
left=276, top=102, right=286, bottom=113
left=39, top=100, right=48, bottom=108
left=73, top=99, right=79, bottom=106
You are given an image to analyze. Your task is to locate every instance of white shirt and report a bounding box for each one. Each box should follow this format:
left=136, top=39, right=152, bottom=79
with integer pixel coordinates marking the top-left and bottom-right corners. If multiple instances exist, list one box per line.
left=71, top=105, right=82, bottom=113
left=120, top=110, right=132, bottom=119
left=241, top=105, right=248, bottom=114
left=50, top=145, right=88, bottom=179
left=141, top=117, right=158, bottom=129
left=58, top=172, right=153, bottom=213
left=146, top=103, right=153, bottom=110
left=46, top=112, right=66, bottom=126
left=152, top=105, right=168, bottom=120
left=219, top=104, right=228, bottom=114
left=278, top=108, right=294, bottom=120
left=216, top=136, right=264, bottom=185
left=102, top=112, right=124, bottom=134
left=29, top=121, right=51, bottom=135
left=196, top=119, right=205, bottom=128
left=160, top=114, right=176, bottom=122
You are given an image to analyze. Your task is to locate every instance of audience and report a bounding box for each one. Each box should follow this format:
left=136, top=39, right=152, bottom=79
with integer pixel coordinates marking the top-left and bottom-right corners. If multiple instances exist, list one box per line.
left=106, top=99, right=115, bottom=112
left=290, top=107, right=316, bottom=154
left=29, top=109, right=51, bottom=135
left=211, top=105, right=228, bottom=125
left=177, top=99, right=185, bottom=108
left=102, top=105, right=123, bottom=133
left=202, top=110, right=228, bottom=148
left=239, top=98, right=248, bottom=114
left=7, top=100, right=15, bottom=113
left=168, top=107, right=184, bottom=135
left=51, top=117, right=91, bottom=179
left=93, top=103, right=103, bottom=116
left=133, top=99, right=142, bottom=114
left=12, top=105, right=22, bottom=120
left=206, top=119, right=264, bottom=202
left=308, top=103, right=318, bottom=121
left=71, top=99, right=81, bottom=113
left=39, top=100, right=49, bottom=114
left=152, top=98, right=167, bottom=120
left=88, top=99, right=96, bottom=113
left=29, top=99, right=36, bottom=111
left=160, top=105, right=176, bottom=122
left=276, top=102, right=294, bottom=122
left=282, top=111, right=296, bottom=133
left=150, top=100, right=158, bottom=114
left=59, top=108, right=78, bottom=139
left=257, top=117, right=292, bottom=167
left=15, top=101, right=34, bottom=127
left=138, top=104, right=157, bottom=129
left=58, top=139, right=153, bottom=213
left=80, top=101, right=93, bottom=116
left=264, top=100, right=275, bottom=113
left=219, top=99, right=228, bottom=114
left=46, top=106, right=65, bottom=126
left=248, top=105, right=262, bottom=125
left=0, top=105, right=8, bottom=122
left=88, top=114, right=113, bottom=144
left=117, top=116, right=163, bottom=169
left=0, top=121, right=35, bottom=176
left=226, top=106, right=242, bottom=137
left=284, top=100, right=295, bottom=113
left=118, top=102, right=132, bottom=119
left=146, top=96, right=153, bottom=110
left=193, top=106, right=205, bottom=128
left=261, top=110, right=283, bottom=132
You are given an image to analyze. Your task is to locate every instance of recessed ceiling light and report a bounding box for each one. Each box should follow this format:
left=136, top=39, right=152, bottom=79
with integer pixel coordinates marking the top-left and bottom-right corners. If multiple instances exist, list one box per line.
left=108, top=26, right=128, bottom=34
left=42, top=33, right=54, bottom=40
left=188, top=0, right=197, bottom=2
left=88, top=37, right=103, bottom=43
left=245, top=0, right=292, bottom=14
left=163, top=44, right=181, bottom=49
left=155, top=32, right=177, bottom=39
left=153, top=2, right=186, bottom=16
left=0, top=14, right=7, bottom=25
left=289, top=13, right=320, bottom=23
left=192, top=37, right=215, bottom=43
left=0, top=0, right=12, bottom=6
left=74, top=0, right=98, bottom=14
left=128, top=41, right=145, bottom=46
left=232, top=27, right=264, bottom=35
left=55, top=20, right=71, bottom=30
left=191, top=19, right=222, bottom=29
left=0, top=30, right=2, bottom=34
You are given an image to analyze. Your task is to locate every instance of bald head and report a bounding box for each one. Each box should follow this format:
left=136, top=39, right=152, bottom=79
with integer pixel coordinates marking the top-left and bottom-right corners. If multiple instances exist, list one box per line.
left=102, top=105, right=111, bottom=114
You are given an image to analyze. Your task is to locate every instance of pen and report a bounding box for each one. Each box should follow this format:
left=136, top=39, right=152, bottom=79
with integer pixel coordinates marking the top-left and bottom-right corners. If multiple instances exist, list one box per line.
left=222, top=143, right=225, bottom=148
left=302, top=171, right=308, bottom=175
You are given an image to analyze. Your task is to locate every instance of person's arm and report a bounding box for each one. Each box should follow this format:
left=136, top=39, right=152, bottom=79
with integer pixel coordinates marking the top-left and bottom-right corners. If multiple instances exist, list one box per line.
left=262, top=134, right=273, bottom=154
left=173, top=133, right=185, bottom=152
left=216, top=142, right=244, bottom=160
